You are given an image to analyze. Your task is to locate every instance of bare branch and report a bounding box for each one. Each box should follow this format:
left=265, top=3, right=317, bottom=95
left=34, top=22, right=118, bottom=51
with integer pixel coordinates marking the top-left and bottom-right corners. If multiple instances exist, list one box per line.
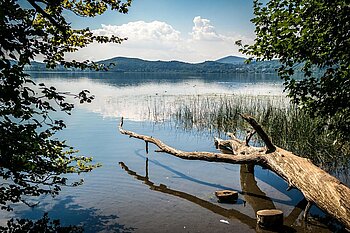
left=241, top=114, right=276, bottom=152
left=245, top=130, right=256, bottom=146
left=119, top=116, right=350, bottom=229
left=303, top=201, right=313, bottom=219
left=119, top=119, right=263, bottom=164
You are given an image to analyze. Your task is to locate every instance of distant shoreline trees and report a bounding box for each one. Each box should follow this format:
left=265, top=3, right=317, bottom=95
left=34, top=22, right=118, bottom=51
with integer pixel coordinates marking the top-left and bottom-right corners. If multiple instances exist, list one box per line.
left=21, top=57, right=306, bottom=74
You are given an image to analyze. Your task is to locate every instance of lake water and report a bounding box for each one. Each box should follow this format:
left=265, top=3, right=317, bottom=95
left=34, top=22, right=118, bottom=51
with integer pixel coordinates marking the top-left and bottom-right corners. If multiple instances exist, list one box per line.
left=1, top=72, right=344, bottom=232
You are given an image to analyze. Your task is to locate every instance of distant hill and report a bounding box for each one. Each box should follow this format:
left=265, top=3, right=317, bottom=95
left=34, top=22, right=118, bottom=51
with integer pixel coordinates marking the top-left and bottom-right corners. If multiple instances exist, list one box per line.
left=22, top=56, right=284, bottom=74
left=215, top=56, right=246, bottom=65
left=99, top=57, right=240, bottom=73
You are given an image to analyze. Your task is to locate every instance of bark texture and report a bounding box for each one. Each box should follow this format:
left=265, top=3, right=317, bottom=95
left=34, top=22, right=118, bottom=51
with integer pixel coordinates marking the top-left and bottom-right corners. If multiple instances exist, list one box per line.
left=119, top=116, right=350, bottom=229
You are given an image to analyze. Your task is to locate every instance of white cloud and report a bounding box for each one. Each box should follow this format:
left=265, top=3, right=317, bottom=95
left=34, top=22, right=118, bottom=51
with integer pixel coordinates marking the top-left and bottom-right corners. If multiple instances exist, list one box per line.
left=93, top=21, right=181, bottom=41
left=190, top=16, right=220, bottom=41
left=66, top=17, right=254, bottom=63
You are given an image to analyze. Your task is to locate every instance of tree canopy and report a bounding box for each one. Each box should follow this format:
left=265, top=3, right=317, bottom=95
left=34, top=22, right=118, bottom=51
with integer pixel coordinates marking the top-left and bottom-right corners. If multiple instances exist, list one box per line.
left=0, top=0, right=131, bottom=217
left=238, top=0, right=350, bottom=144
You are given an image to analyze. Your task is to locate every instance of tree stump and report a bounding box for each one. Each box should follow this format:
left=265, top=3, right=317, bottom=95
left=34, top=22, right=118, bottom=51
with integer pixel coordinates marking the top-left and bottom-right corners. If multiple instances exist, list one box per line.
left=215, top=190, right=238, bottom=203
left=256, top=209, right=283, bottom=228
left=119, top=116, right=350, bottom=229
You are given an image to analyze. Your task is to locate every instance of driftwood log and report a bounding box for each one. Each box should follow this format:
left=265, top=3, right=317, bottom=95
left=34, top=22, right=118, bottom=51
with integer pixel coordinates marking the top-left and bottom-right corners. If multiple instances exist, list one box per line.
left=119, top=160, right=311, bottom=232
left=119, top=115, right=350, bottom=230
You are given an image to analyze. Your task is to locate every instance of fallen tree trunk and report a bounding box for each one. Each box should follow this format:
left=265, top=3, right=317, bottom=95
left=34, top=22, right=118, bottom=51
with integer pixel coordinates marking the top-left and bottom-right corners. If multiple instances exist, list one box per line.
left=119, top=116, right=350, bottom=230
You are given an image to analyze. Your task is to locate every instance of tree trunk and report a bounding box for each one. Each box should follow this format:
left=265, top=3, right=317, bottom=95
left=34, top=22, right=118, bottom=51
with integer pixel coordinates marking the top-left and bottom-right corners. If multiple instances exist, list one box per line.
left=118, top=116, right=350, bottom=230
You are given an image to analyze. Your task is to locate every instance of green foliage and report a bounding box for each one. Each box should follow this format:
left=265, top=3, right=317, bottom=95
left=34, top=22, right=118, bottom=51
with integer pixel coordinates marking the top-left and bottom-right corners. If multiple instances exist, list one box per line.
left=173, top=95, right=350, bottom=172
left=238, top=0, right=350, bottom=143
left=0, top=0, right=131, bottom=212
left=0, top=213, right=83, bottom=233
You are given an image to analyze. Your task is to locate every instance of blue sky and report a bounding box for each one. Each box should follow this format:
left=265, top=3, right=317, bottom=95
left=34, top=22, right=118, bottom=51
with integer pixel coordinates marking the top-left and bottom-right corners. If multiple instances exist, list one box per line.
left=66, top=0, right=256, bottom=63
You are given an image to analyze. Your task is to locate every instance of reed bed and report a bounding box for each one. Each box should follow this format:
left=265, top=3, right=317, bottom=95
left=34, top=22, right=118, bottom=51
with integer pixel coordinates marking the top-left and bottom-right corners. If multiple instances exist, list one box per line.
left=171, top=94, right=349, bottom=174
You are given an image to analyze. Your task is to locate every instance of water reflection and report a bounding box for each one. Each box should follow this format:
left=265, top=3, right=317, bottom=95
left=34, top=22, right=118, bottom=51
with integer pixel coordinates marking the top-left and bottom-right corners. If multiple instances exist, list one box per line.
left=18, top=72, right=347, bottom=232
left=239, top=164, right=315, bottom=230
left=135, top=150, right=297, bottom=206
left=15, top=196, right=136, bottom=233
left=135, top=149, right=235, bottom=191
left=29, top=72, right=284, bottom=88
left=29, top=72, right=285, bottom=121
left=240, top=164, right=277, bottom=212
left=119, top=161, right=257, bottom=229
left=119, top=159, right=341, bottom=233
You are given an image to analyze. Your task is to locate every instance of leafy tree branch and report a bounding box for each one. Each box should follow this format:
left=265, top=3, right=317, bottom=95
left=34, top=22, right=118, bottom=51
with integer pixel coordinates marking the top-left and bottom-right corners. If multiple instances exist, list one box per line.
left=238, top=0, right=350, bottom=145
left=0, top=0, right=132, bottom=212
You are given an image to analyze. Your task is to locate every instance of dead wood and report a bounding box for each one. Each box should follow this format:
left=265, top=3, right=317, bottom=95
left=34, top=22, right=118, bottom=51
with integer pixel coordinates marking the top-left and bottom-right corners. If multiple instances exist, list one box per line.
left=119, top=160, right=310, bottom=231
left=119, top=116, right=350, bottom=230
left=119, top=161, right=257, bottom=228
left=257, top=209, right=284, bottom=228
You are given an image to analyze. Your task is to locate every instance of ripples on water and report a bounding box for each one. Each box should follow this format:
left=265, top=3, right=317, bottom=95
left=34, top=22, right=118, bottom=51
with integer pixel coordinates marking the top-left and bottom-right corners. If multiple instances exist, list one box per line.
left=0, top=72, right=346, bottom=232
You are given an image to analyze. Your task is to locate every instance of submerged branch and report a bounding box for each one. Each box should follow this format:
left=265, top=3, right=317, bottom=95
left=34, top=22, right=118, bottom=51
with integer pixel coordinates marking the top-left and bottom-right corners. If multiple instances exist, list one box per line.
left=118, top=116, right=350, bottom=230
left=119, top=161, right=257, bottom=228
left=119, top=117, right=264, bottom=164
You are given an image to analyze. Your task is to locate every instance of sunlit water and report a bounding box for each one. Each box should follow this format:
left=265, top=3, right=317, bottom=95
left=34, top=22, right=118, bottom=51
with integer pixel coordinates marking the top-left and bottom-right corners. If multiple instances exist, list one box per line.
left=1, top=72, right=344, bottom=232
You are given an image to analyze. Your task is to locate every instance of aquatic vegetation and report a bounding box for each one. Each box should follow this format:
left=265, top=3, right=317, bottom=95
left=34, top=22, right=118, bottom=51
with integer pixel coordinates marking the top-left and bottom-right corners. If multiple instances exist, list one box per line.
left=171, top=94, right=349, bottom=174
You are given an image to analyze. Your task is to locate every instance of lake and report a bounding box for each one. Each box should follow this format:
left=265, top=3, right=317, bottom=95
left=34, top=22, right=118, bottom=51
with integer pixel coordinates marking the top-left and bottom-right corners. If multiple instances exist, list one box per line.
left=0, top=72, right=344, bottom=232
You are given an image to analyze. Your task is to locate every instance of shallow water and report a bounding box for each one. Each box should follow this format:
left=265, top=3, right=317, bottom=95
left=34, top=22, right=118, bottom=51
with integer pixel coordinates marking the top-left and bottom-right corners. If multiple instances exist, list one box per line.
left=1, top=72, right=345, bottom=232
left=28, top=72, right=286, bottom=121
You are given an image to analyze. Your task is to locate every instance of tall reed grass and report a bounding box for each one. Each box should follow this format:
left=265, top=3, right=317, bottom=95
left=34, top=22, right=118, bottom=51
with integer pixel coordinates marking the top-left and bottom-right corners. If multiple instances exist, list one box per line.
left=172, top=94, right=349, bottom=174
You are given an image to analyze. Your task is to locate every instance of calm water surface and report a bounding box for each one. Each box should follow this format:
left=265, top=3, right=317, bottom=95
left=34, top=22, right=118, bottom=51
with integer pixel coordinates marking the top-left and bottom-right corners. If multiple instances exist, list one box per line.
left=1, top=72, right=343, bottom=232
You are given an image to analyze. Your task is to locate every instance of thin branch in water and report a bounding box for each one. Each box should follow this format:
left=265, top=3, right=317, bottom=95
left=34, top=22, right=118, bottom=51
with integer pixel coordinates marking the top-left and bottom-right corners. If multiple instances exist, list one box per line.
left=241, top=114, right=276, bottom=152
left=303, top=201, right=313, bottom=220
left=245, top=130, right=256, bottom=146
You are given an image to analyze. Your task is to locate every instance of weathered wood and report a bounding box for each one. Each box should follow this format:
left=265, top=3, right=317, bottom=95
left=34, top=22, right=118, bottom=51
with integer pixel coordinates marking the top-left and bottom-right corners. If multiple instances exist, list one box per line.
left=241, top=114, right=276, bottom=152
left=120, top=160, right=327, bottom=232
left=215, top=190, right=238, bottom=203
left=256, top=209, right=284, bottom=228
left=303, top=201, right=313, bottom=219
left=245, top=130, right=256, bottom=146
left=119, top=161, right=257, bottom=228
left=119, top=117, right=350, bottom=230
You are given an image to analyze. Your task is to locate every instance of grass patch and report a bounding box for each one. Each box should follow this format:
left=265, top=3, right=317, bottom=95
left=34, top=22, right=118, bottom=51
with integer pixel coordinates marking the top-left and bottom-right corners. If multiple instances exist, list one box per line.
left=172, top=94, right=349, bottom=174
